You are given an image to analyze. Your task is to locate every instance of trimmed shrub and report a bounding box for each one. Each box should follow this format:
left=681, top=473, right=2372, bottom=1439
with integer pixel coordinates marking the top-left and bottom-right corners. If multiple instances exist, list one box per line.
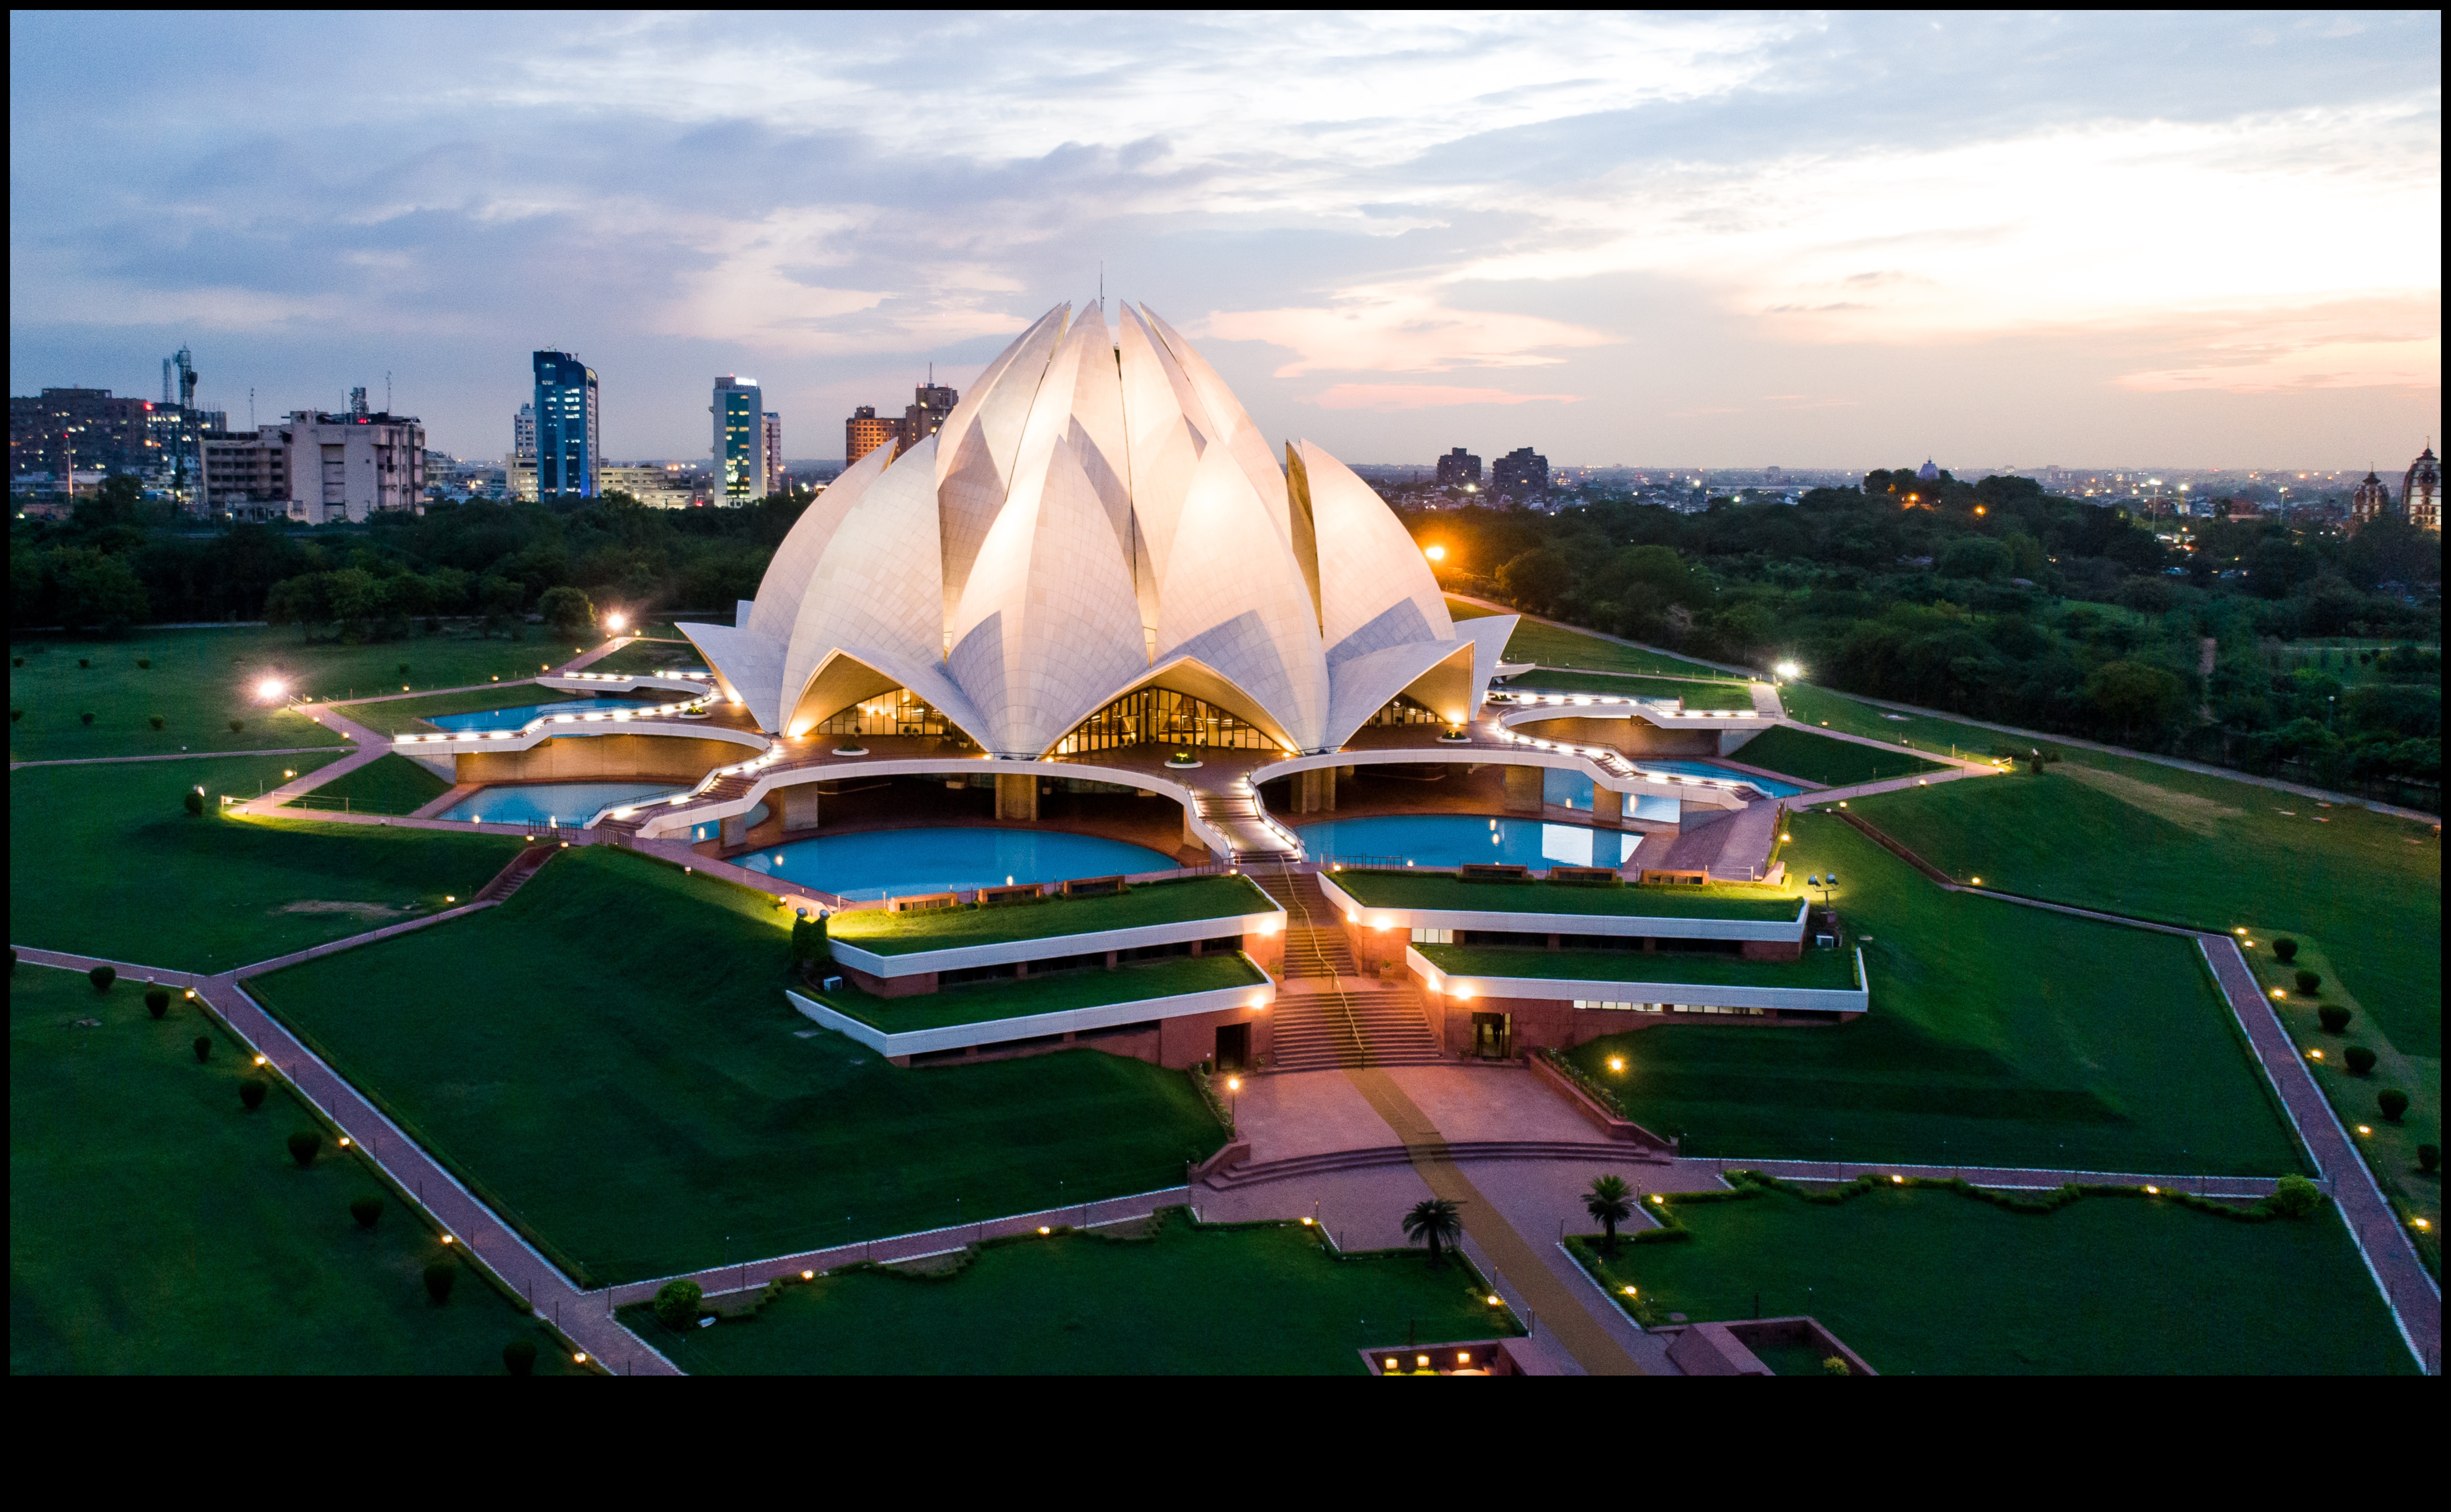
left=9, top=656, right=18, bottom=667
left=2419, top=1144, right=2441, bottom=1175
left=79, top=711, right=95, bottom=726
left=790, top=914, right=830, bottom=965
left=239, top=1080, right=268, bottom=1111
left=2271, top=937, right=2299, bottom=963
left=2293, top=969, right=2322, bottom=996
left=192, top=1035, right=211, bottom=1063
left=144, top=987, right=169, bottom=1018
left=183, top=789, right=204, bottom=816
left=227, top=718, right=243, bottom=733
left=148, top=715, right=164, bottom=730
left=2318, top=1004, right=2352, bottom=1033
left=1822, top=1356, right=1850, bottom=1376
left=2261, top=1174, right=2324, bottom=1220
left=423, top=1261, right=457, bottom=1304
left=2377, top=1089, right=2410, bottom=1123
left=77, top=658, right=89, bottom=669
left=136, top=657, right=150, bottom=669
left=350, top=1196, right=384, bottom=1229
left=87, top=965, right=116, bottom=993
left=397, top=662, right=411, bottom=677
left=652, top=1279, right=702, bottom=1329
left=286, top=1130, right=321, bottom=1167
left=502, top=1338, right=537, bottom=1376
left=2345, top=1047, right=2378, bottom=1076
left=8, top=708, right=20, bottom=723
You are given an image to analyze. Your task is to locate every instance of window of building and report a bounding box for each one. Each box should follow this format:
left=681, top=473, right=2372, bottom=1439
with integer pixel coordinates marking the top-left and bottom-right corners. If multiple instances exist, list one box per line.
left=813, top=688, right=958, bottom=738
left=1410, top=927, right=1454, bottom=944
left=1051, top=687, right=1281, bottom=754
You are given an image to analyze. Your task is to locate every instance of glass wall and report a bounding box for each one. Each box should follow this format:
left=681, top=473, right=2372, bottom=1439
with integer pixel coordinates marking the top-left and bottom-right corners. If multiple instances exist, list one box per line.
left=813, top=688, right=960, bottom=739
left=1052, top=687, right=1282, bottom=755
left=1363, top=694, right=1448, bottom=729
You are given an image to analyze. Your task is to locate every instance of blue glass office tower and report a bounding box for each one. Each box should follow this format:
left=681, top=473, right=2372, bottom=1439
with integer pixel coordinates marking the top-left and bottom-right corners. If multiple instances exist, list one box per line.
left=532, top=350, right=599, bottom=498
left=712, top=374, right=765, bottom=503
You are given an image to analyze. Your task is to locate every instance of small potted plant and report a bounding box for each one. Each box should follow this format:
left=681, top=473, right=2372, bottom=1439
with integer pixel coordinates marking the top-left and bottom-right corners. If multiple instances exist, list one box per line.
left=1165, top=748, right=1201, bottom=769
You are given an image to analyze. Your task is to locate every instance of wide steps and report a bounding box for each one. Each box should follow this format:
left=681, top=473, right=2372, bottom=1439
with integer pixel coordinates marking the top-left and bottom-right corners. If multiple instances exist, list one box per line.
left=1207, top=1139, right=1669, bottom=1188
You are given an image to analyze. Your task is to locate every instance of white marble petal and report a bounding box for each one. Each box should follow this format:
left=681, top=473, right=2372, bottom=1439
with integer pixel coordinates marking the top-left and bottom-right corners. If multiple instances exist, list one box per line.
left=937, top=304, right=1069, bottom=642
left=1141, top=304, right=1291, bottom=548
left=1153, top=443, right=1329, bottom=749
left=1296, top=439, right=1454, bottom=663
left=778, top=435, right=944, bottom=733
left=744, top=439, right=892, bottom=644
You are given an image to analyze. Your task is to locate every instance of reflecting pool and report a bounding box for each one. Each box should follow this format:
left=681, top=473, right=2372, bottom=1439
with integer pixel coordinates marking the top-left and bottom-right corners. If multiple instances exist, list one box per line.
left=425, top=697, right=661, bottom=732
left=438, top=780, right=682, bottom=826
left=1296, top=814, right=1647, bottom=869
left=738, top=828, right=1177, bottom=901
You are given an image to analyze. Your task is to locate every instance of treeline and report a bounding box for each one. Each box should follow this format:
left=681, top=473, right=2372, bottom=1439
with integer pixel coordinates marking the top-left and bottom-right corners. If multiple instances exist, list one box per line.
left=1415, top=470, right=2443, bottom=802
left=9, top=479, right=803, bottom=636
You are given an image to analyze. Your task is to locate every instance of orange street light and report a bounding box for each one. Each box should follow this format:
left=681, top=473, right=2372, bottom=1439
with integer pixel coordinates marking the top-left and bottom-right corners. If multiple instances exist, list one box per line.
left=1424, top=544, right=1447, bottom=563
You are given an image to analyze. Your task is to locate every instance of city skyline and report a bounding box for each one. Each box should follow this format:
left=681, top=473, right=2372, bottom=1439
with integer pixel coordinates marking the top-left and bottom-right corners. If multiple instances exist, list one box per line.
left=8, top=11, right=2441, bottom=468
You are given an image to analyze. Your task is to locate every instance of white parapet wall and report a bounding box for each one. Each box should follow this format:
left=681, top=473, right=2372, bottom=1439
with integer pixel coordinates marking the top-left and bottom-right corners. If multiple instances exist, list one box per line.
left=830, top=908, right=1284, bottom=981
left=1316, top=870, right=1805, bottom=945
left=786, top=976, right=1276, bottom=1058
left=1409, top=944, right=1869, bottom=1016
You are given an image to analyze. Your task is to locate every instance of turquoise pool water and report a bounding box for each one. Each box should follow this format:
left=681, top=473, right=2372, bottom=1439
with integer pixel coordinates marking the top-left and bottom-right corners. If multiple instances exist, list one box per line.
left=1297, top=814, right=1644, bottom=869
left=737, top=828, right=1177, bottom=901
left=439, top=780, right=681, bottom=826
left=1542, top=769, right=1681, bottom=821
left=426, top=697, right=659, bottom=732
left=1631, top=759, right=1806, bottom=798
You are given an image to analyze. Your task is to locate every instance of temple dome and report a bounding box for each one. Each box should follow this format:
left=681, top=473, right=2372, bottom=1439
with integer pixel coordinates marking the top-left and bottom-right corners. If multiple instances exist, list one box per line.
left=681, top=302, right=1515, bottom=756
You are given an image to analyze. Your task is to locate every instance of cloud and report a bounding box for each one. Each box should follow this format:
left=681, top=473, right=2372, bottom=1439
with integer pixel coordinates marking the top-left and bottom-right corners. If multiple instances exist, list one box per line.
left=1309, top=383, right=1584, bottom=410
left=1198, top=290, right=1616, bottom=376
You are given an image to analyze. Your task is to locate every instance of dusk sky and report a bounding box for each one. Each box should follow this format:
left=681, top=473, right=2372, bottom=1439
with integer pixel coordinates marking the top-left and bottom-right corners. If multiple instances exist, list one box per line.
left=9, top=11, right=2441, bottom=470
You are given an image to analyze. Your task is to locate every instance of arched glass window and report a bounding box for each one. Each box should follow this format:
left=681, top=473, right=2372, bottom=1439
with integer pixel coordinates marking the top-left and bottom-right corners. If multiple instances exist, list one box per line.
left=1052, top=687, right=1280, bottom=755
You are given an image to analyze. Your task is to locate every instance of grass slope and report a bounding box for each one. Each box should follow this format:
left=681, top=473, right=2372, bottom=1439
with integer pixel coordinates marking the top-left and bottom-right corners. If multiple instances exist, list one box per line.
left=248, top=847, right=1228, bottom=1286
left=9, top=966, right=577, bottom=1375
left=1498, top=670, right=1760, bottom=708
left=284, top=753, right=450, bottom=815
left=1582, top=1181, right=2411, bottom=1375
left=332, top=683, right=551, bottom=736
left=808, top=953, right=1267, bottom=1033
left=1843, top=765, right=2441, bottom=1059
left=1727, top=725, right=1951, bottom=787
left=1423, top=943, right=1859, bottom=991
left=9, top=754, right=522, bottom=972
left=1563, top=810, right=2305, bottom=1175
left=1442, top=600, right=1742, bottom=681
left=1334, top=870, right=1800, bottom=919
left=830, top=875, right=1275, bottom=954
left=584, top=640, right=706, bottom=676
left=623, top=1213, right=1504, bottom=1375
left=8, top=627, right=571, bottom=761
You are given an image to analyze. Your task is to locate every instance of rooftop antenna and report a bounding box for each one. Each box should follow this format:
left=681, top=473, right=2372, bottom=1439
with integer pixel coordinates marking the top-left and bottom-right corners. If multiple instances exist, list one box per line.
left=385, top=371, right=392, bottom=413
left=1098, top=262, right=1105, bottom=316
left=249, top=387, right=256, bottom=429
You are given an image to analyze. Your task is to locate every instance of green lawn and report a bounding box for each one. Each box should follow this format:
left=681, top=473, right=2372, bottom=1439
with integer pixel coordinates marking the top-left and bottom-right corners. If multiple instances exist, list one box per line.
left=1333, top=869, right=1800, bottom=920
left=620, top=1212, right=1507, bottom=1375
left=9, top=754, right=523, bottom=972
left=1498, top=671, right=1760, bottom=709
left=585, top=640, right=706, bottom=676
left=331, top=683, right=548, bottom=736
left=9, top=965, right=580, bottom=1375
left=1726, top=725, right=1953, bottom=787
left=7, top=627, right=568, bottom=761
left=1445, top=601, right=1744, bottom=681
left=283, top=753, right=451, bottom=815
left=830, top=875, right=1276, bottom=955
left=1844, top=764, right=2442, bottom=1060
left=1562, top=810, right=2306, bottom=1175
left=808, top=954, right=1268, bottom=1033
left=2238, top=934, right=2440, bottom=1271
left=1423, top=943, right=1859, bottom=991
left=246, top=847, right=1229, bottom=1286
left=1576, top=1180, right=2412, bottom=1375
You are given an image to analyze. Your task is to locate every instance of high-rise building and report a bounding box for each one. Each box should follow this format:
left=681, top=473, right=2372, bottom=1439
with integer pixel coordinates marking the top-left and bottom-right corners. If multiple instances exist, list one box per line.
left=1492, top=446, right=1549, bottom=499
left=845, top=404, right=899, bottom=467
left=763, top=411, right=784, bottom=495
left=2403, top=443, right=2441, bottom=532
left=2350, top=469, right=2392, bottom=531
left=1436, top=447, right=1482, bottom=488
left=201, top=394, right=425, bottom=523
left=712, top=375, right=766, bottom=504
left=531, top=352, right=598, bottom=498
left=903, top=382, right=958, bottom=451
left=511, top=402, right=535, bottom=463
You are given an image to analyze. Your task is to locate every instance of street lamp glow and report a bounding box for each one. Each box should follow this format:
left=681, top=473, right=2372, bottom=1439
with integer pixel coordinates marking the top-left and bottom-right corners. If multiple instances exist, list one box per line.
left=1774, top=660, right=1801, bottom=680
left=1423, top=544, right=1446, bottom=563
left=256, top=678, right=285, bottom=701
left=606, top=612, right=627, bottom=632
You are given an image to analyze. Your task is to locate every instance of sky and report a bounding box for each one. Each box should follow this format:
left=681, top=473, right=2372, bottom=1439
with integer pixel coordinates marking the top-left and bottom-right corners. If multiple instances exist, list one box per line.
left=8, top=10, right=2441, bottom=471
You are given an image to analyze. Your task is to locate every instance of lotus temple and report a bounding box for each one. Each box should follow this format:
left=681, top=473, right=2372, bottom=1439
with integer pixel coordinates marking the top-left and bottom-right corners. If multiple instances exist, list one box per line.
left=387, top=303, right=1832, bottom=1073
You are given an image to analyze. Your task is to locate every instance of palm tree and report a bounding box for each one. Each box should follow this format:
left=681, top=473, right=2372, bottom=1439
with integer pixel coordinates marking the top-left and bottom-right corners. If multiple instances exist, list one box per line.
left=1585, top=1175, right=1634, bottom=1255
left=1402, top=1197, right=1463, bottom=1269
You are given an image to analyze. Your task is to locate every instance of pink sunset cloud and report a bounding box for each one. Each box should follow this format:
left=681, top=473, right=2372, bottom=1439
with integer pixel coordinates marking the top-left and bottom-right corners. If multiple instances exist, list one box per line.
left=1310, top=383, right=1585, bottom=411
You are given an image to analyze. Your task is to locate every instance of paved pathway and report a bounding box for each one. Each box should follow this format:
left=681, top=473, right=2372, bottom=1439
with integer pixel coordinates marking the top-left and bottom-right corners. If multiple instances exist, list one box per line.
left=10, top=745, right=351, bottom=770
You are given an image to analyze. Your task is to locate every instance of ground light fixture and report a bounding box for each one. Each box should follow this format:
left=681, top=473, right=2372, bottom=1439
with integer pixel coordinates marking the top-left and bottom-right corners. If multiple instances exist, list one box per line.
left=1608, top=1057, right=1625, bottom=1073
left=2357, top=1125, right=2372, bottom=1136
left=802, top=1270, right=815, bottom=1280
left=2146, top=1186, right=2159, bottom=1194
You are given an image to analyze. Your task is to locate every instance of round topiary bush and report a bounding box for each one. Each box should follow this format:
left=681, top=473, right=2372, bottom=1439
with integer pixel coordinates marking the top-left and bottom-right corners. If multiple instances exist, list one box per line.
left=2419, top=1144, right=2441, bottom=1175
left=502, top=1338, right=537, bottom=1376
left=8, top=708, right=20, bottom=723
left=145, top=987, right=169, bottom=1018
left=423, top=1260, right=457, bottom=1304
left=2271, top=937, right=2299, bottom=963
left=652, top=1278, right=702, bottom=1329
left=285, top=1130, right=321, bottom=1167
left=2345, top=1047, right=2377, bottom=1075
left=183, top=790, right=204, bottom=816
left=2318, top=1004, right=2353, bottom=1033
left=2262, top=1174, right=2324, bottom=1220
left=77, top=658, right=89, bottom=669
left=136, top=657, right=151, bottom=669
left=226, top=718, right=243, bottom=733
left=397, top=662, right=411, bottom=677
left=2294, top=969, right=2322, bottom=996
left=239, top=1080, right=268, bottom=1111
left=2378, top=1089, right=2410, bottom=1123
left=88, top=965, right=115, bottom=993
left=79, top=711, right=95, bottom=726
left=148, top=715, right=164, bottom=730
left=192, top=1035, right=211, bottom=1063
left=350, top=1196, right=383, bottom=1229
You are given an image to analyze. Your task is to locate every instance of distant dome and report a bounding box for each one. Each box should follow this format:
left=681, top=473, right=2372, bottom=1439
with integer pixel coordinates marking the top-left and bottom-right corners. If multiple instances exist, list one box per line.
left=1916, top=459, right=1939, bottom=481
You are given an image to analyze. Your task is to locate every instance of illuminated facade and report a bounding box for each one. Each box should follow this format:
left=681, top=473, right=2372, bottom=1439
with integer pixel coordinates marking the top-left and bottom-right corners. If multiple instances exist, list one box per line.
left=532, top=351, right=598, bottom=498
left=713, top=375, right=765, bottom=504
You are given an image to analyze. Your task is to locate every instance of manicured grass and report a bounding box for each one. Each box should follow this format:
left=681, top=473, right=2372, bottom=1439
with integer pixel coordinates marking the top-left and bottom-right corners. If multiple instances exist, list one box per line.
left=2239, top=935, right=2440, bottom=1272
left=9, top=754, right=523, bottom=972
left=829, top=875, right=1276, bottom=955
left=807, top=953, right=1269, bottom=1033
left=247, top=847, right=1229, bottom=1286
left=8, top=966, right=580, bottom=1375
left=1332, top=869, right=1801, bottom=920
left=1577, top=1179, right=2412, bottom=1375
left=1498, top=670, right=1759, bottom=709
left=1445, top=601, right=1744, bottom=681
left=1423, top=943, right=1860, bottom=991
left=331, top=683, right=548, bottom=735
left=585, top=640, right=706, bottom=676
left=7, top=627, right=568, bottom=761
left=1726, top=725, right=1952, bottom=787
left=1562, top=810, right=2306, bottom=1175
left=1843, top=763, right=2442, bottom=1060
left=283, top=753, right=450, bottom=815
left=620, top=1211, right=1507, bottom=1376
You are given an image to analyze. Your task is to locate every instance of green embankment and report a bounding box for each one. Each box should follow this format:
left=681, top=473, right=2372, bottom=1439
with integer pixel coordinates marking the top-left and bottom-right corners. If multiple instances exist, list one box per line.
left=830, top=875, right=1274, bottom=955
left=283, top=753, right=451, bottom=814
left=1727, top=725, right=1952, bottom=787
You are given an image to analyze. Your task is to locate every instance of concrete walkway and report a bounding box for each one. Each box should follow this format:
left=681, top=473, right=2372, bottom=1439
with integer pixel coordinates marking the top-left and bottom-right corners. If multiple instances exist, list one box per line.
left=10, top=745, right=352, bottom=770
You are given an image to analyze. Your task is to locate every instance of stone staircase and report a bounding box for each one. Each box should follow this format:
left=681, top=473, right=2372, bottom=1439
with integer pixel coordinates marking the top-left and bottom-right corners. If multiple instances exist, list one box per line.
left=1193, top=786, right=1300, bottom=862
left=1256, top=865, right=1446, bottom=1072
left=473, top=843, right=556, bottom=903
